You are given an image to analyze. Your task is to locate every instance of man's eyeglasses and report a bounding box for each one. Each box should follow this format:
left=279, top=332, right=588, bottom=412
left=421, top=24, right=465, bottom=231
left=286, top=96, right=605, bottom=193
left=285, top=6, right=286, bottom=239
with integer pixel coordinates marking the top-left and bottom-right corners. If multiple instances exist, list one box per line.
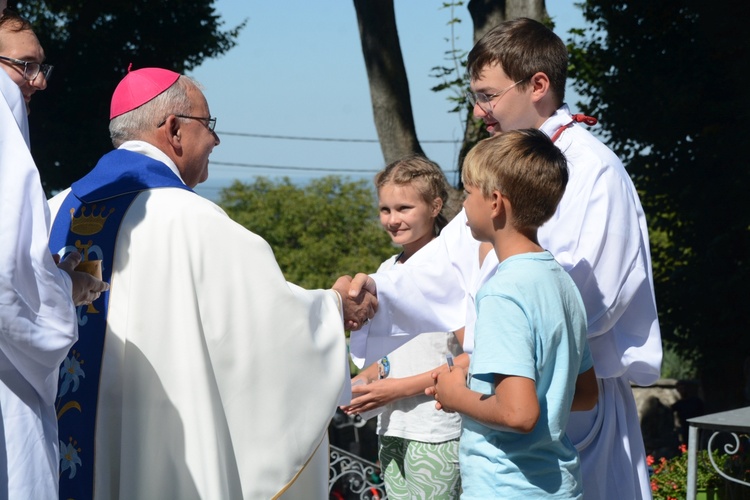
left=0, top=55, right=53, bottom=82
left=158, top=114, right=217, bottom=132
left=466, top=77, right=530, bottom=114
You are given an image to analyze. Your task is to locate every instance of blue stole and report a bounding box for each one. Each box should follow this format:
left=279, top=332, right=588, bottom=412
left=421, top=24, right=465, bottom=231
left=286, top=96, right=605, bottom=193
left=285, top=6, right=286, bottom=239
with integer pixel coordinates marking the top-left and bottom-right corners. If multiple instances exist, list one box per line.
left=48, top=149, right=192, bottom=500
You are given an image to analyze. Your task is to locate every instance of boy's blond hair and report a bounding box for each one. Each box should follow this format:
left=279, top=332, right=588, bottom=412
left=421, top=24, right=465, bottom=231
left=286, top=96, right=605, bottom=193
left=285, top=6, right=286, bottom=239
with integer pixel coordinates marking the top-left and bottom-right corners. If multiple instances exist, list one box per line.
left=462, top=129, right=568, bottom=230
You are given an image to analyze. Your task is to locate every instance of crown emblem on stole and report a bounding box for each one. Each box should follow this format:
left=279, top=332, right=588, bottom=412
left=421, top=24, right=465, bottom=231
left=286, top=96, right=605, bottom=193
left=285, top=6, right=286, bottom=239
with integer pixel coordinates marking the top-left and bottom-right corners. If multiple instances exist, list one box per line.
left=69, top=204, right=115, bottom=235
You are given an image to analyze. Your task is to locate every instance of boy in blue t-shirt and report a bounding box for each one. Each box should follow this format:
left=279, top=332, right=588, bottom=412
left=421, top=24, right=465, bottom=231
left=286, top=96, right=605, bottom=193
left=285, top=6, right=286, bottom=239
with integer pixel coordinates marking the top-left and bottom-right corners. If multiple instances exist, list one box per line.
left=429, top=129, right=598, bottom=499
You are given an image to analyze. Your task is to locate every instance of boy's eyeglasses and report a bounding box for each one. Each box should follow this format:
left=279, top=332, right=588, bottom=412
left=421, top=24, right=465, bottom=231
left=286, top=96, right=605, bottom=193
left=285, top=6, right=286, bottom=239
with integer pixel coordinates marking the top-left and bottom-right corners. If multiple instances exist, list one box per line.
left=0, top=55, right=53, bottom=82
left=466, top=77, right=530, bottom=114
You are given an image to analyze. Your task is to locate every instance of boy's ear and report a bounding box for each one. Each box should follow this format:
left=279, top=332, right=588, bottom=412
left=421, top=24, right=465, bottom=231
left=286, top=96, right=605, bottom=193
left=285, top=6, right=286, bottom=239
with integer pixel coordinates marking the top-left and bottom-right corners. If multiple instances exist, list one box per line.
left=490, top=190, right=504, bottom=217
left=529, top=71, right=550, bottom=102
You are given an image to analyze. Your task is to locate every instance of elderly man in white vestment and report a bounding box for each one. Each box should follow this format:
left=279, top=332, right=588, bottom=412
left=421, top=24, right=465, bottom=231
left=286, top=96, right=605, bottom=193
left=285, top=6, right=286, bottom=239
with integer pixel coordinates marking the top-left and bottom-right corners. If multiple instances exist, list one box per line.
left=0, top=12, right=108, bottom=499
left=347, top=18, right=662, bottom=500
left=47, top=67, right=373, bottom=499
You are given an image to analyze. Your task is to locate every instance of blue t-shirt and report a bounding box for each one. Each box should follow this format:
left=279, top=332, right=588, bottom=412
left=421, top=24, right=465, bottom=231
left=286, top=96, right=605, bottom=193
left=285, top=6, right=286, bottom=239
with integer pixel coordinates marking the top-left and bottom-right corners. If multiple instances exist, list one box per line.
left=460, top=251, right=592, bottom=499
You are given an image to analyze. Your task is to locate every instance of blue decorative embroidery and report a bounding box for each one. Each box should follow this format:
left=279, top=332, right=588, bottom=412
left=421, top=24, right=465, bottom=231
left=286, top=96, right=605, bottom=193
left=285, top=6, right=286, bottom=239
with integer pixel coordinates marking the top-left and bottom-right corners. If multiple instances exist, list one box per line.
left=59, top=439, right=82, bottom=479
left=58, top=353, right=85, bottom=398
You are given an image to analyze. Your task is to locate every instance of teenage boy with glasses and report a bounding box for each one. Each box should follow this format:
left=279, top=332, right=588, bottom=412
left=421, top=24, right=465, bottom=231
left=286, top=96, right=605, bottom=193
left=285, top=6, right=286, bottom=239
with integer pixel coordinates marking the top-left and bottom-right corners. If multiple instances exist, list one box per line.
left=0, top=8, right=52, bottom=114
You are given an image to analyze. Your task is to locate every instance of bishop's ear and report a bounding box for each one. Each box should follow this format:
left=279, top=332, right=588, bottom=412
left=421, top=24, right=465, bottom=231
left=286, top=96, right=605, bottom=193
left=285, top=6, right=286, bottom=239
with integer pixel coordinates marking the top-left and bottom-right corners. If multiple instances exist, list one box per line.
left=161, top=115, right=183, bottom=149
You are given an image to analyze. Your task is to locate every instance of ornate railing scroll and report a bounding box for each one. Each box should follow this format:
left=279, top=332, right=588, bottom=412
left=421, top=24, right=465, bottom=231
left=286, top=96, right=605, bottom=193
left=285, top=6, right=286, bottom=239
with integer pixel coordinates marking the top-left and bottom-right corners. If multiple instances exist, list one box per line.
left=706, top=432, right=750, bottom=488
left=329, top=445, right=387, bottom=499
left=687, top=407, right=750, bottom=500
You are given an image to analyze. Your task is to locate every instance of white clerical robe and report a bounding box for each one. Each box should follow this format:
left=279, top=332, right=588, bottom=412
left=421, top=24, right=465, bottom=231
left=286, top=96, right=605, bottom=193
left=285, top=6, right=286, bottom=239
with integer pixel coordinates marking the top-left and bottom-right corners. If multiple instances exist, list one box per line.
left=49, top=150, right=347, bottom=499
left=351, top=105, right=662, bottom=500
left=0, top=70, right=77, bottom=499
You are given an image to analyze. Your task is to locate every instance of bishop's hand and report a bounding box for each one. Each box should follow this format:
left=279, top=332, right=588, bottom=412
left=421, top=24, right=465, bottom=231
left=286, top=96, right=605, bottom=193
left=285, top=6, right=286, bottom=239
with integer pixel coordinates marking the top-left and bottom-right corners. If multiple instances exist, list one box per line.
left=332, top=274, right=377, bottom=330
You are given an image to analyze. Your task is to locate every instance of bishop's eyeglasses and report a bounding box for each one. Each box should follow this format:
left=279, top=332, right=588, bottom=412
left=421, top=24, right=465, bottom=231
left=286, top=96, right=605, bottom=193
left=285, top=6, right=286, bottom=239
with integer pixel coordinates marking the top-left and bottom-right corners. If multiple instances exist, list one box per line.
left=157, top=114, right=217, bottom=132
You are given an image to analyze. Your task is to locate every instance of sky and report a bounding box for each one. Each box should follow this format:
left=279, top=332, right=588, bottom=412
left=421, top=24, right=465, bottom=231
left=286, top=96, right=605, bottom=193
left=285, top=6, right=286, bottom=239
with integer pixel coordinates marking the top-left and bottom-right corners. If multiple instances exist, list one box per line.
left=189, top=2, right=588, bottom=200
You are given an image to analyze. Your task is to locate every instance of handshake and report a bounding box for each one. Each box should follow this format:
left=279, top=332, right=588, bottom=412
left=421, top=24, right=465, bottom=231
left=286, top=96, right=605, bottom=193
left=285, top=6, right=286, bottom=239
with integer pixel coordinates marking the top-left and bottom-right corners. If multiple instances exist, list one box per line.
left=332, top=273, right=378, bottom=331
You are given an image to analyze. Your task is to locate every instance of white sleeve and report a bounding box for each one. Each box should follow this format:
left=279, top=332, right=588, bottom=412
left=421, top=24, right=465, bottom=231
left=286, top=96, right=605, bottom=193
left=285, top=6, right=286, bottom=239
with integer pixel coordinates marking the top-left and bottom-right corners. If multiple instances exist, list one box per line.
left=349, top=210, right=479, bottom=368
left=0, top=78, right=77, bottom=405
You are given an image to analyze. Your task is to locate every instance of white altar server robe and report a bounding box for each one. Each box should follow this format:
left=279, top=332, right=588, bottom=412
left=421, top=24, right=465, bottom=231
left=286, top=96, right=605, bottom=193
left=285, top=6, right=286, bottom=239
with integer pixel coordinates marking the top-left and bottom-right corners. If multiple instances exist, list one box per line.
left=0, top=70, right=77, bottom=500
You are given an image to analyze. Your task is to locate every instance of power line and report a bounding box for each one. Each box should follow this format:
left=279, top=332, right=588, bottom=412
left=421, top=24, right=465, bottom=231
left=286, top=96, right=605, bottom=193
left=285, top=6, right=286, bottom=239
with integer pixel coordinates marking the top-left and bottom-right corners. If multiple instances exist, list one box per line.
left=210, top=160, right=459, bottom=175
left=212, top=161, right=378, bottom=173
left=215, top=130, right=461, bottom=144
left=207, top=130, right=462, bottom=176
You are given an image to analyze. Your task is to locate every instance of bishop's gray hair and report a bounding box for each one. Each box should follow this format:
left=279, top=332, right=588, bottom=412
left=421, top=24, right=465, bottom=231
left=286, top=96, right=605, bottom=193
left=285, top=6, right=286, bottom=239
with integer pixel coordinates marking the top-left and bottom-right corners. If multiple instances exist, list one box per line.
left=109, top=75, right=197, bottom=147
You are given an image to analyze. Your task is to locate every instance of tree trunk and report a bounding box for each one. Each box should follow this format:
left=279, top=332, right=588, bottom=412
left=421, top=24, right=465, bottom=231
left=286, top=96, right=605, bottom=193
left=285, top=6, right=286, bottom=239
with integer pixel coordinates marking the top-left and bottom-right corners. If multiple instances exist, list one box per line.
left=467, top=0, right=547, bottom=44
left=353, top=0, right=424, bottom=164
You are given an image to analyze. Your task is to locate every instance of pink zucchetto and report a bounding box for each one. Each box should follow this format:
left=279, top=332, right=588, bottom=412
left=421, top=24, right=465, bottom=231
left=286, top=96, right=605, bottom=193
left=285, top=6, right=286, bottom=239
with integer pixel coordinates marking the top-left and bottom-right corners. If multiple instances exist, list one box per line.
left=109, top=65, right=180, bottom=120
